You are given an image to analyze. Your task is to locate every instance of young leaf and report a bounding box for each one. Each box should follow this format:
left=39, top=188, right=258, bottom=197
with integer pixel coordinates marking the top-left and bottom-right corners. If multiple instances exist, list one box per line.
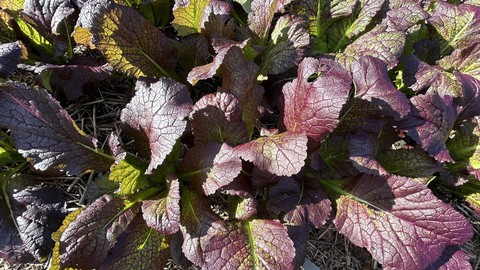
left=282, top=57, right=351, bottom=141
left=0, top=41, right=23, bottom=78
left=141, top=176, right=181, bottom=235
left=333, top=175, right=473, bottom=270
left=120, top=78, right=193, bottom=174
left=235, top=131, right=308, bottom=177
left=202, top=219, right=296, bottom=270
left=428, top=2, right=480, bottom=55
left=0, top=82, right=113, bottom=176
left=179, top=142, right=242, bottom=195
left=172, top=0, right=211, bottom=36
left=190, top=92, right=248, bottom=146
left=260, top=15, right=310, bottom=75
left=100, top=215, right=171, bottom=270
left=407, top=92, right=457, bottom=162
left=219, top=46, right=263, bottom=135
left=109, top=154, right=149, bottom=196
left=351, top=56, right=410, bottom=119
left=268, top=177, right=332, bottom=228
left=9, top=175, right=67, bottom=261
left=78, top=1, right=177, bottom=78
left=56, top=195, right=138, bottom=269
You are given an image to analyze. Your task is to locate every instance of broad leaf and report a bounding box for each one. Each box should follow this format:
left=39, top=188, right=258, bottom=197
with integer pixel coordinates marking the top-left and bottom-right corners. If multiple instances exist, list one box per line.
left=202, top=219, right=296, bottom=270
left=376, top=147, right=440, bottom=178
left=120, top=78, right=192, bottom=174
left=0, top=41, right=23, bottom=78
left=109, top=154, right=149, bottom=195
left=351, top=56, right=410, bottom=119
left=100, top=215, right=171, bottom=270
left=344, top=0, right=385, bottom=38
left=260, top=15, right=310, bottom=75
left=190, top=92, right=248, bottom=146
left=318, top=133, right=358, bottom=178
left=56, top=195, right=138, bottom=269
left=268, top=177, right=331, bottom=228
left=334, top=175, right=473, bottom=270
left=0, top=82, right=112, bottom=175
left=179, top=142, right=242, bottom=195
left=446, top=117, right=480, bottom=179
left=349, top=131, right=389, bottom=176
left=177, top=34, right=209, bottom=73
left=247, top=0, right=277, bottom=41
left=187, top=38, right=249, bottom=85
left=141, top=176, right=181, bottom=234
left=439, top=43, right=480, bottom=81
left=21, top=0, right=75, bottom=35
left=408, top=92, right=457, bottom=162
left=219, top=46, right=263, bottom=135
left=430, top=246, right=472, bottom=270
left=386, top=1, right=429, bottom=32
left=9, top=175, right=67, bottom=261
left=428, top=2, right=480, bottom=55
left=282, top=57, right=351, bottom=141
left=455, top=73, right=480, bottom=123
left=172, top=0, right=211, bottom=36
left=179, top=188, right=221, bottom=267
left=235, top=131, right=308, bottom=177
left=77, top=1, right=177, bottom=78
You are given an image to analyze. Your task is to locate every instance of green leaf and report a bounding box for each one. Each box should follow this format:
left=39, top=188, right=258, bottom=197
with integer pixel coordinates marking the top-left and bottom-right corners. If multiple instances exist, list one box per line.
left=0, top=0, right=25, bottom=12
left=16, top=18, right=54, bottom=55
left=172, top=0, right=211, bottom=36
left=109, top=155, right=149, bottom=196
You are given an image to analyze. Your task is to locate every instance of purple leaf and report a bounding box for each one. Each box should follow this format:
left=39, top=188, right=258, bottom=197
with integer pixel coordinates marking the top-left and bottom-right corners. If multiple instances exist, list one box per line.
left=262, top=15, right=310, bottom=75
left=429, top=246, right=473, bottom=270
left=57, top=195, right=138, bottom=269
left=219, top=46, right=264, bottom=135
left=247, top=0, right=276, bottom=41
left=190, top=92, right=248, bottom=146
left=235, top=131, right=308, bottom=177
left=179, top=142, right=242, bottom=195
left=9, top=175, right=67, bottom=261
left=349, top=132, right=389, bottom=176
left=22, top=0, right=75, bottom=35
left=403, top=55, right=462, bottom=97
left=177, top=34, right=209, bottom=73
left=386, top=1, right=429, bottom=32
left=282, top=57, right=351, bottom=141
left=120, top=78, right=193, bottom=174
left=187, top=38, right=249, bottom=85
left=203, top=219, right=295, bottom=270
left=334, top=175, right=473, bottom=270
left=179, top=188, right=222, bottom=267
left=408, top=92, right=457, bottom=162
left=141, top=176, right=181, bottom=235
left=0, top=82, right=112, bottom=175
left=101, top=215, right=171, bottom=270
left=351, top=56, right=410, bottom=119
left=268, top=177, right=332, bottom=228
left=0, top=41, right=22, bottom=78
left=231, top=196, right=257, bottom=221
left=455, top=73, right=480, bottom=123
left=438, top=43, right=480, bottom=81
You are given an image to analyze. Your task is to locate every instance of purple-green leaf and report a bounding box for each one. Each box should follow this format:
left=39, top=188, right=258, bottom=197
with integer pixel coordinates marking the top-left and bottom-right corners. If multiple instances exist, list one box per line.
left=120, top=78, right=193, bottom=174
left=282, top=57, right=351, bottom=141
left=0, top=82, right=112, bottom=175
left=334, top=175, right=473, bottom=270
left=202, top=219, right=295, bottom=270
left=235, top=131, right=308, bottom=177
left=22, top=0, right=75, bottom=35
left=141, top=176, right=181, bottom=235
left=179, top=142, right=242, bottom=195
left=351, top=56, right=410, bottom=119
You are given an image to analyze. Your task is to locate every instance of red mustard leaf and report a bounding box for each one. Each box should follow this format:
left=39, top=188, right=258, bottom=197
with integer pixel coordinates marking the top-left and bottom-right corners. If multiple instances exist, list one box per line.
left=179, top=188, right=222, bottom=267
left=141, top=176, right=181, bottom=235
left=235, top=131, right=308, bottom=177
left=268, top=177, right=331, bottom=228
left=247, top=0, right=276, bottom=41
left=179, top=142, right=242, bottom=195
left=351, top=56, right=410, bottom=119
left=202, top=219, right=295, bottom=270
left=100, top=215, right=171, bottom=270
left=57, top=195, right=138, bottom=269
left=282, top=57, right=351, bottom=141
left=0, top=82, right=112, bottom=175
left=334, top=175, right=473, bottom=270
left=455, top=73, right=480, bottom=123
left=190, top=92, right=248, bottom=146
left=408, top=92, right=457, bottom=162
left=120, top=78, right=193, bottom=174
left=349, top=131, right=389, bottom=176
left=430, top=246, right=472, bottom=270
left=219, top=46, right=264, bottom=135
left=22, top=0, right=75, bottom=35
left=0, top=41, right=22, bottom=78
